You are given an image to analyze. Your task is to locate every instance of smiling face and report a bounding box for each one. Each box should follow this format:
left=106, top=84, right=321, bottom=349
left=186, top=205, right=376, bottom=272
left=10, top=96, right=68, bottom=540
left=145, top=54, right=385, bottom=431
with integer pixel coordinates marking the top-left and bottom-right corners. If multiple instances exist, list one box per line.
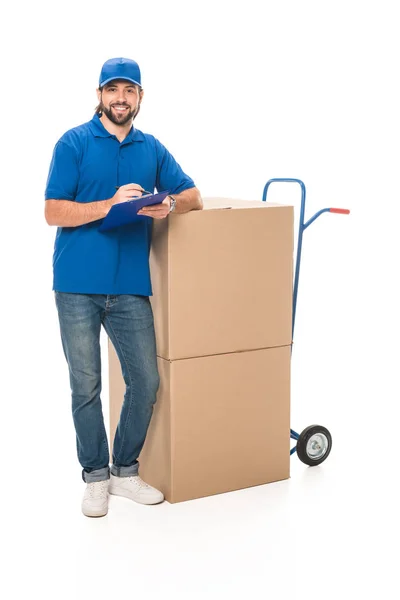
left=96, top=79, right=143, bottom=125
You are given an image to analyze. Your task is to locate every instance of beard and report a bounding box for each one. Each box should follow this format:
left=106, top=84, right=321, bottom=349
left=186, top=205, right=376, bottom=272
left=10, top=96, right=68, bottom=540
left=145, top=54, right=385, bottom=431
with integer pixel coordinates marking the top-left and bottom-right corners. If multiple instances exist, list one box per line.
left=100, top=100, right=141, bottom=125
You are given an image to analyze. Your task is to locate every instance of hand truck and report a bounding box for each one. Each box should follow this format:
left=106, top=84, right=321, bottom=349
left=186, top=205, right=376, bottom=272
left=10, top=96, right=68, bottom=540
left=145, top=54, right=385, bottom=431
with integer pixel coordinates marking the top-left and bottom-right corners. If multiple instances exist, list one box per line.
left=262, top=178, right=350, bottom=466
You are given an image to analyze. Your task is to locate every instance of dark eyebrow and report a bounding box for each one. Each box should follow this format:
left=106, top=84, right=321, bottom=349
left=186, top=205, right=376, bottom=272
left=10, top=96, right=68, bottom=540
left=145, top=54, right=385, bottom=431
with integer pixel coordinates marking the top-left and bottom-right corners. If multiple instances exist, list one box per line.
left=105, top=83, right=136, bottom=89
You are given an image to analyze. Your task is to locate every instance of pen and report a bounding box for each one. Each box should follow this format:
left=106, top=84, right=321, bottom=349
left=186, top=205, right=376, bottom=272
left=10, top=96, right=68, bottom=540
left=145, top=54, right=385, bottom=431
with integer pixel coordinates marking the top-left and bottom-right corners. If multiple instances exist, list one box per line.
left=115, top=186, right=152, bottom=195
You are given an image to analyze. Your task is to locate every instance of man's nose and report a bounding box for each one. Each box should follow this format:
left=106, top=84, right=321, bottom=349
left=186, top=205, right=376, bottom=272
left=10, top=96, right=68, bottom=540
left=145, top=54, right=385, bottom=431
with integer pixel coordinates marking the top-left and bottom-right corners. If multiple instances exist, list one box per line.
left=116, top=91, right=129, bottom=103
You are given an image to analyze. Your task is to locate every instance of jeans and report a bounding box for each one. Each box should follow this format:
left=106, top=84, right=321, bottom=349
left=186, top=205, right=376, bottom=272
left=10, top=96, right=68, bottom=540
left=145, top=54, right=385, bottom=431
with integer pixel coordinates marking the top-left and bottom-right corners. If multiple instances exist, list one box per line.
left=54, top=292, right=160, bottom=483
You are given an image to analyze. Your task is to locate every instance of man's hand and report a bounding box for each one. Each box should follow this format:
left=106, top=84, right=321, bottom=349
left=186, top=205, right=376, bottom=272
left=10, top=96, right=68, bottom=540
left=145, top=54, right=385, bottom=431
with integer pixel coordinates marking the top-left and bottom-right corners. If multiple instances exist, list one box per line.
left=138, top=197, right=171, bottom=220
left=110, top=183, right=144, bottom=207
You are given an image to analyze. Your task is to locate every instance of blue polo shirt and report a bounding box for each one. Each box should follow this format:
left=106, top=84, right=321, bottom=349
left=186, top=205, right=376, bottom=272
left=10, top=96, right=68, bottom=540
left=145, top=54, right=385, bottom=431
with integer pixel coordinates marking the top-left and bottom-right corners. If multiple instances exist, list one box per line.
left=45, top=114, right=195, bottom=295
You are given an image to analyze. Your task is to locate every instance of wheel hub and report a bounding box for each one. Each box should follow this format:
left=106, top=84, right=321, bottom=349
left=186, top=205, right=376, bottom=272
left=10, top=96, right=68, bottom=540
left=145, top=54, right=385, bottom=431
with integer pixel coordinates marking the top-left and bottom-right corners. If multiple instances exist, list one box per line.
left=306, top=433, right=329, bottom=460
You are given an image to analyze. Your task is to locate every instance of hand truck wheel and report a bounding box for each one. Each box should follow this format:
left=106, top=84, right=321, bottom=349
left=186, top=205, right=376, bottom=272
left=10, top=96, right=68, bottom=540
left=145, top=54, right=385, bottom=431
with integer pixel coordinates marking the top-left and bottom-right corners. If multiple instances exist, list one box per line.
left=296, top=425, right=332, bottom=466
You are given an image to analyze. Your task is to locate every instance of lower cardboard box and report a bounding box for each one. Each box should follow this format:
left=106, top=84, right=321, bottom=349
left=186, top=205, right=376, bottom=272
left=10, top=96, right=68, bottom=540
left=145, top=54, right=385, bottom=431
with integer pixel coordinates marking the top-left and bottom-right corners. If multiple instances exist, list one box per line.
left=109, top=342, right=291, bottom=503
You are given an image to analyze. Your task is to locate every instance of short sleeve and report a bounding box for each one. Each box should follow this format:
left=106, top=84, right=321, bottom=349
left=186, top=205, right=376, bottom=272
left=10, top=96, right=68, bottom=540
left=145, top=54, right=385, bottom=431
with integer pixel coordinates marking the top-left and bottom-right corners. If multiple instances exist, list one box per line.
left=44, top=140, right=80, bottom=201
left=155, top=140, right=195, bottom=195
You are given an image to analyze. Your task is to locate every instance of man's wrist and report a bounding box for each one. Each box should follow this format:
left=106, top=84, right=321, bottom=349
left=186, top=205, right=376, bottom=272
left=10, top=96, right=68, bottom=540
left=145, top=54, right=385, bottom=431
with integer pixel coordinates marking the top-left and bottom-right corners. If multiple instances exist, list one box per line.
left=103, top=198, right=113, bottom=215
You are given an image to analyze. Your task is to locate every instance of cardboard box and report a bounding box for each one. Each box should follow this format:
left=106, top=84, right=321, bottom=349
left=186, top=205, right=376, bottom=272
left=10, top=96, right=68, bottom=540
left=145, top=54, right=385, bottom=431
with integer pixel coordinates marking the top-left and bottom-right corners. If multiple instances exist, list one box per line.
left=109, top=344, right=291, bottom=503
left=109, top=198, right=293, bottom=503
left=149, top=199, right=293, bottom=360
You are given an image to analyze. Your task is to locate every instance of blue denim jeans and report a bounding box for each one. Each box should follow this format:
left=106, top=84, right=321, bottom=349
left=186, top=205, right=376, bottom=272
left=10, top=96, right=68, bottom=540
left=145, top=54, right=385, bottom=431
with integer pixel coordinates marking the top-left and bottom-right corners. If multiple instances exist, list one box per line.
left=54, top=292, right=160, bottom=483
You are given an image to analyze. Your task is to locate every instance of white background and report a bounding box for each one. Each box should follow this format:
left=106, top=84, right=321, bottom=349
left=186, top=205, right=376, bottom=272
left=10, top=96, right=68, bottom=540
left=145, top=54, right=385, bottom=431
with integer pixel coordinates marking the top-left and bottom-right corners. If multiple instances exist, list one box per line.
left=2, top=0, right=399, bottom=598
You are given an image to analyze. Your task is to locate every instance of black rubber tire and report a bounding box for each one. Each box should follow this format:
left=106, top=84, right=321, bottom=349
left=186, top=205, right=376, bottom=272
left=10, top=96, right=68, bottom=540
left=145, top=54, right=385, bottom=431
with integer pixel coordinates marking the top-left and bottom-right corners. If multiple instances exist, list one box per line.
left=296, top=425, right=332, bottom=466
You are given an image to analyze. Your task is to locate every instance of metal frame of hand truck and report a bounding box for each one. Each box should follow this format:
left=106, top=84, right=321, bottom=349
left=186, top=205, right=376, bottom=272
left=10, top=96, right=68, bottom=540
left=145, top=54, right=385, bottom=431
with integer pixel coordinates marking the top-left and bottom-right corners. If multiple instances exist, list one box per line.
left=262, top=178, right=350, bottom=466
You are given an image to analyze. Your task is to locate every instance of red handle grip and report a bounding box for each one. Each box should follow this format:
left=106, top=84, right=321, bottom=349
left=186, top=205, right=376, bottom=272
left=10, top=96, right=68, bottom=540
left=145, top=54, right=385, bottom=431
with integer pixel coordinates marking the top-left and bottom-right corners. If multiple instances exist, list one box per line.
left=330, top=208, right=350, bottom=214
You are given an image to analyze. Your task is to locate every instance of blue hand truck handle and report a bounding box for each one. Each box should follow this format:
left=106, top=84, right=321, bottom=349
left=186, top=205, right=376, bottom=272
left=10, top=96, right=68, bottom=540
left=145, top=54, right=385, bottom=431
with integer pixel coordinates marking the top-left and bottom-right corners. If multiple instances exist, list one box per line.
left=262, top=178, right=350, bottom=340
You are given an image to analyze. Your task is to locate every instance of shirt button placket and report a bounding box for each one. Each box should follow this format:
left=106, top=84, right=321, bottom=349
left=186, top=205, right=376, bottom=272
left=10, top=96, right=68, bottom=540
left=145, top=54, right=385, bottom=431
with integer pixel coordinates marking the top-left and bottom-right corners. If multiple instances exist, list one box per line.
left=119, top=145, right=128, bottom=186
left=117, top=144, right=123, bottom=187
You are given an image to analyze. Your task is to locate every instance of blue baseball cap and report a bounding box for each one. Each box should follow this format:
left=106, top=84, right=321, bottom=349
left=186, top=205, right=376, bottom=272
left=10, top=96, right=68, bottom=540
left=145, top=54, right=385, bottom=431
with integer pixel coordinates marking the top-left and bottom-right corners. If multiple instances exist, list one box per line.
left=99, top=57, right=142, bottom=88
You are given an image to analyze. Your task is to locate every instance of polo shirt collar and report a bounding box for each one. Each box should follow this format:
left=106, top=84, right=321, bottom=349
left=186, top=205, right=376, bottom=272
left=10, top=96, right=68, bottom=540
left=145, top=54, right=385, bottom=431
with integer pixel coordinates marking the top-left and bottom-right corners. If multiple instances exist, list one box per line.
left=88, top=113, right=145, bottom=142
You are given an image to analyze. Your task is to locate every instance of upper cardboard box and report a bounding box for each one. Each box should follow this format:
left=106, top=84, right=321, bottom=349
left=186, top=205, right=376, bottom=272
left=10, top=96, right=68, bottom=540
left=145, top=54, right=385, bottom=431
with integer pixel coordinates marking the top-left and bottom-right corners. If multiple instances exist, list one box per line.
left=150, top=198, right=294, bottom=360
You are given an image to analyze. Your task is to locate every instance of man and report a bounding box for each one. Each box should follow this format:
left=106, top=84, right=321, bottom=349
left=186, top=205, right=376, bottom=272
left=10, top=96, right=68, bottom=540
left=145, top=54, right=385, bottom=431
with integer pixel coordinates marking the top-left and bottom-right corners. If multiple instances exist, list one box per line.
left=45, top=57, right=202, bottom=518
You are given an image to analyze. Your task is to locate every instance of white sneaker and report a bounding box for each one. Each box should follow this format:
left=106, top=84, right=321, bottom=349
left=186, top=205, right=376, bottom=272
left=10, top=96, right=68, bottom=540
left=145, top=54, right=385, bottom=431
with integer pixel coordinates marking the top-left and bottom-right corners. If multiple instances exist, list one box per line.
left=81, top=480, right=109, bottom=517
left=109, top=474, right=164, bottom=505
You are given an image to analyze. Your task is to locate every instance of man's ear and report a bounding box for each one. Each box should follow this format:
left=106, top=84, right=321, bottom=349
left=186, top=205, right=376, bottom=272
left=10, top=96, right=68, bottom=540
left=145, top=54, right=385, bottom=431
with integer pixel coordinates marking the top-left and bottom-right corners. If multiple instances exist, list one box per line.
left=96, top=88, right=101, bottom=102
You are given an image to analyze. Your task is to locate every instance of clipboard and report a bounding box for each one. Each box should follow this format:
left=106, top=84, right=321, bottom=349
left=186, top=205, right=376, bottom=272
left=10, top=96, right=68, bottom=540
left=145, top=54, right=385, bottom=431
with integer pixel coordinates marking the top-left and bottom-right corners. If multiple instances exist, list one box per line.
left=99, top=190, right=170, bottom=232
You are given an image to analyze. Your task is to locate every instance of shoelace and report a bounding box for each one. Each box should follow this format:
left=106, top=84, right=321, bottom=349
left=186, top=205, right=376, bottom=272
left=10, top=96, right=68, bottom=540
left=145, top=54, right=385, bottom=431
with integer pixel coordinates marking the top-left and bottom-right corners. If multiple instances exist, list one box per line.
left=88, top=480, right=109, bottom=498
left=127, top=476, right=150, bottom=489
